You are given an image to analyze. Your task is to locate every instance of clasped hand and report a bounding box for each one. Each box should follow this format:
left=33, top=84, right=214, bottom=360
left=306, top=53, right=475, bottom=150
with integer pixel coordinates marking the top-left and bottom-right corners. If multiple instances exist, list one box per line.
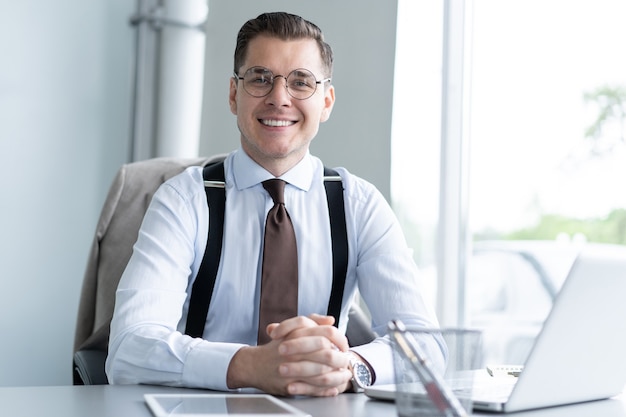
left=226, top=314, right=353, bottom=397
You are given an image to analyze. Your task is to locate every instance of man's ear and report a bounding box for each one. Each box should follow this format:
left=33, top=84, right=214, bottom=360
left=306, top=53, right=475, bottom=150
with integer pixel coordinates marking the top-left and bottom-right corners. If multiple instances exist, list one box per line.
left=320, top=85, right=335, bottom=123
left=229, top=77, right=238, bottom=115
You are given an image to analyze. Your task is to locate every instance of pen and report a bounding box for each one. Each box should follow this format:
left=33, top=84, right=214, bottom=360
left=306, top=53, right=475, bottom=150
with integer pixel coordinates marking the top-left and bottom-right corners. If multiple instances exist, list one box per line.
left=388, top=320, right=468, bottom=417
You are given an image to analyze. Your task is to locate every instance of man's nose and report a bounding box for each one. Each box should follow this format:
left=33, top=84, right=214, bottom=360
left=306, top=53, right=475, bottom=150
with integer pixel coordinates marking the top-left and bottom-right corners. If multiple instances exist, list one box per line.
left=265, top=76, right=291, bottom=104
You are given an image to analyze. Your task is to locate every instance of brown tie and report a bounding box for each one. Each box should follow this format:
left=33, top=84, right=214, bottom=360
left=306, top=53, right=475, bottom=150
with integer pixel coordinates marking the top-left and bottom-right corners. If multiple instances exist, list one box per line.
left=258, top=179, right=298, bottom=344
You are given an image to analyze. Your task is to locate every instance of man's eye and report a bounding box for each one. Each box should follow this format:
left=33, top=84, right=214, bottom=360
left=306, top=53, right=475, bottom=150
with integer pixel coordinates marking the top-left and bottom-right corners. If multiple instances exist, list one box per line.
left=291, top=79, right=312, bottom=89
left=250, top=77, right=270, bottom=85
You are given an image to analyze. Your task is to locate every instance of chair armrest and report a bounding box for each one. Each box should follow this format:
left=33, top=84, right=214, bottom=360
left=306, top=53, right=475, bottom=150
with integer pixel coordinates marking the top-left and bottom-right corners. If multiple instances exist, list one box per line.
left=73, top=349, right=108, bottom=385
left=347, top=304, right=377, bottom=347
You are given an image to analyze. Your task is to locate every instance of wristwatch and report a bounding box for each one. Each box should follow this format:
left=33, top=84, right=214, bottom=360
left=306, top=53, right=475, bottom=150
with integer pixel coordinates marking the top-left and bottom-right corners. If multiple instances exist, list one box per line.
left=347, top=353, right=373, bottom=393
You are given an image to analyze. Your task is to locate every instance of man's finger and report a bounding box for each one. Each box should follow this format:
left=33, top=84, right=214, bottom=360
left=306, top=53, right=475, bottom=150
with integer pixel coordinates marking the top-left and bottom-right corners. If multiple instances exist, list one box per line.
left=268, top=316, right=318, bottom=340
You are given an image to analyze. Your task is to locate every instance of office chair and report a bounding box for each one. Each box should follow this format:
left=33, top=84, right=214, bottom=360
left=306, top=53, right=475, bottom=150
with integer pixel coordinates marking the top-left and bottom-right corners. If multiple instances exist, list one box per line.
left=73, top=155, right=376, bottom=385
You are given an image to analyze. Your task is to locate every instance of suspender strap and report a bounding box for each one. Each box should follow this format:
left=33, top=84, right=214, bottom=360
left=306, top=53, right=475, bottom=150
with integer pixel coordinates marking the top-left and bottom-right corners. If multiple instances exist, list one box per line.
left=185, top=163, right=349, bottom=337
left=184, top=162, right=226, bottom=338
left=323, top=167, right=349, bottom=328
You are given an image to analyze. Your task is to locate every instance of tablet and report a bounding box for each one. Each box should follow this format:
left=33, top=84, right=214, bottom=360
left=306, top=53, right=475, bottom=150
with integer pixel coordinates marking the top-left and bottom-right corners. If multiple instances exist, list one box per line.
left=144, top=393, right=311, bottom=417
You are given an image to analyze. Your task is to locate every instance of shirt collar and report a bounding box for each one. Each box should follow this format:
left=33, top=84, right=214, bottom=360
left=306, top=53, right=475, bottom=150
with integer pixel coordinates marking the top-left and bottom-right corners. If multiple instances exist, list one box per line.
left=232, top=148, right=314, bottom=192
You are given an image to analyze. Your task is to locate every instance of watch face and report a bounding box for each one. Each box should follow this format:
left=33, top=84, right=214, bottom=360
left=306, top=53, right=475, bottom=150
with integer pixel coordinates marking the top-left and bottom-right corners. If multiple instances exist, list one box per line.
left=353, top=362, right=372, bottom=388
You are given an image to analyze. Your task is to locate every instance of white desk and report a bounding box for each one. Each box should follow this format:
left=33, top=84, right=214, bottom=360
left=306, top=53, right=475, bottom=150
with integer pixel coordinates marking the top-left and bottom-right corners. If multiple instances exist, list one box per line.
left=1, top=385, right=624, bottom=417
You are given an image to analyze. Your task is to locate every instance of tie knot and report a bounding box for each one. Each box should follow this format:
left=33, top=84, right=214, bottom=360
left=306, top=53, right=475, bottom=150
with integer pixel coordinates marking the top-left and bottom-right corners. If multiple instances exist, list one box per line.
left=263, top=179, right=286, bottom=205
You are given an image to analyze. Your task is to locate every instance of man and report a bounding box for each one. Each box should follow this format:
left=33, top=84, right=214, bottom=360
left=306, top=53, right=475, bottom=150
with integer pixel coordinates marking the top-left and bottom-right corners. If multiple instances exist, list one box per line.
left=106, top=12, right=442, bottom=397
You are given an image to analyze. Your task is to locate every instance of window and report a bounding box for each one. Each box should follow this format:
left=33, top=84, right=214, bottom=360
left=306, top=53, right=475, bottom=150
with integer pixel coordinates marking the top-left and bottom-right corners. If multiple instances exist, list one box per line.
left=393, top=0, right=626, bottom=364
left=391, top=0, right=444, bottom=309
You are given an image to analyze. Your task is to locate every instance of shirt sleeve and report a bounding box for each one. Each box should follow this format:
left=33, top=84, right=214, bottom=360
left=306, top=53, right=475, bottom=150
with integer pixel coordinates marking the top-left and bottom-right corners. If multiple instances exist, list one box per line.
left=105, top=169, right=243, bottom=390
left=342, top=172, right=443, bottom=385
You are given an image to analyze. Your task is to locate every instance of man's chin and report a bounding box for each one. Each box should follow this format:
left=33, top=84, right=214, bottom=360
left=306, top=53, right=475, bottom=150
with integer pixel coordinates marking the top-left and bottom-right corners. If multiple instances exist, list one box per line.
left=242, top=139, right=308, bottom=161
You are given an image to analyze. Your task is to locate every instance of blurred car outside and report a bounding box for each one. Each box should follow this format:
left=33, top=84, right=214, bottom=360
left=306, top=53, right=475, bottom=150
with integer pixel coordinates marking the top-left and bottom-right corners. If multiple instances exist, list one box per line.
left=417, top=237, right=601, bottom=365
left=466, top=239, right=585, bottom=365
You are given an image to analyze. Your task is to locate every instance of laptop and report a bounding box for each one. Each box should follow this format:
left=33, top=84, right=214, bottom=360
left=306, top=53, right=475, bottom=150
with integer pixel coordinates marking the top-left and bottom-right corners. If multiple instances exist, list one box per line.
left=366, top=243, right=626, bottom=413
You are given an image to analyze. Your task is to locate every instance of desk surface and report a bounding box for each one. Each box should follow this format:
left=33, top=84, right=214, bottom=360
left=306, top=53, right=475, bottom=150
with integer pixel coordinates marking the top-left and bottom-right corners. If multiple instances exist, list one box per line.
left=1, top=385, right=625, bottom=417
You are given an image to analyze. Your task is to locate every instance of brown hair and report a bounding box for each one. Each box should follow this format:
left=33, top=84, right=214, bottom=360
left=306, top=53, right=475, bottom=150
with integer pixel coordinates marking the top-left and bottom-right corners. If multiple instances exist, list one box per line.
left=234, top=12, right=334, bottom=78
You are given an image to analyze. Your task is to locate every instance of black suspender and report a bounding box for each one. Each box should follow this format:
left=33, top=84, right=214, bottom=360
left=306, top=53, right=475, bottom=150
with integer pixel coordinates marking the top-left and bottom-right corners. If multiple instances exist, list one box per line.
left=323, top=167, right=348, bottom=325
left=185, top=163, right=226, bottom=338
left=184, top=161, right=349, bottom=338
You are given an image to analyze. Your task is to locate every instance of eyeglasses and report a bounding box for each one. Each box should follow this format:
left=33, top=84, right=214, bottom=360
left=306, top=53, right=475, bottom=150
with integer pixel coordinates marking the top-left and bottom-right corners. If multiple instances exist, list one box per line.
left=234, top=66, right=331, bottom=100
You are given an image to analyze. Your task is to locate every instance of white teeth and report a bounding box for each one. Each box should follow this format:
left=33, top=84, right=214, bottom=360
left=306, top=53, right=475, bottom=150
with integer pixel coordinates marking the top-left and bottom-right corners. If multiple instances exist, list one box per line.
left=261, top=119, right=294, bottom=127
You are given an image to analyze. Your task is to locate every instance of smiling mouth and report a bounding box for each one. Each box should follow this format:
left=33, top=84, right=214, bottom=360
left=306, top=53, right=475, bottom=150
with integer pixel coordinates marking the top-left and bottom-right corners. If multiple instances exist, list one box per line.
left=259, top=119, right=296, bottom=127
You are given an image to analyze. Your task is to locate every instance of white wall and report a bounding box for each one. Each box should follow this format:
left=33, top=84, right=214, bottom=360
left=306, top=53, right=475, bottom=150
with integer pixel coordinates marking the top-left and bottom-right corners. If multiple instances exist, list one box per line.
left=0, top=0, right=397, bottom=386
left=0, top=0, right=134, bottom=386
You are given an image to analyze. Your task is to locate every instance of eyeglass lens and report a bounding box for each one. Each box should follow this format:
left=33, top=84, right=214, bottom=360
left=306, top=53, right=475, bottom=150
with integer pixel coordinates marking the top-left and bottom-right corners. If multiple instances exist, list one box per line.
left=241, top=67, right=320, bottom=100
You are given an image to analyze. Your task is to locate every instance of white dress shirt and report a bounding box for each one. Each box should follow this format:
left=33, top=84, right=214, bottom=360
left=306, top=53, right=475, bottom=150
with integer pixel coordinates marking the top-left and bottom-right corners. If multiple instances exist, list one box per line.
left=106, top=149, right=441, bottom=390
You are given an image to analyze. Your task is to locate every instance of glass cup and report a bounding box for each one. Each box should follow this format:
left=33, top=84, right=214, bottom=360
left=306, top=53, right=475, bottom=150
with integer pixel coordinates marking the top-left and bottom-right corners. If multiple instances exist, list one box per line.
left=390, top=327, right=483, bottom=417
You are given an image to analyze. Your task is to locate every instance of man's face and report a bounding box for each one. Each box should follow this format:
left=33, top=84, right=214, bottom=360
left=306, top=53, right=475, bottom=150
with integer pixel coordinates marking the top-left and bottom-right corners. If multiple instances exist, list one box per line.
left=229, top=35, right=335, bottom=171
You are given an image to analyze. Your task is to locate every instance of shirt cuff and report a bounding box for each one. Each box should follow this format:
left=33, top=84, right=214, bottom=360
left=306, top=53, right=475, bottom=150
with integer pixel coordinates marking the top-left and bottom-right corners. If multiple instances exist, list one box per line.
left=182, top=341, right=247, bottom=390
left=351, top=338, right=394, bottom=385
